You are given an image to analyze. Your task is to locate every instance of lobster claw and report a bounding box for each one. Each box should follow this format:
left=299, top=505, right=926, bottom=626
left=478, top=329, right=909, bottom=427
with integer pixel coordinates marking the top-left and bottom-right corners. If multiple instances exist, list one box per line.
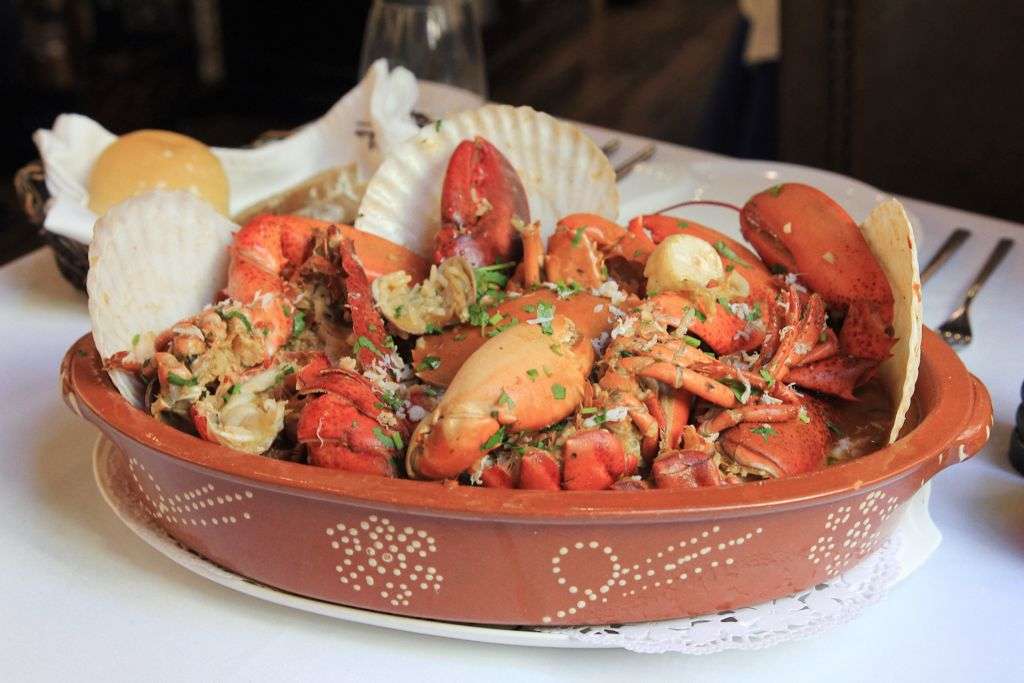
left=786, top=355, right=879, bottom=401
left=434, top=136, right=530, bottom=267
left=718, top=402, right=831, bottom=478
left=740, top=183, right=895, bottom=360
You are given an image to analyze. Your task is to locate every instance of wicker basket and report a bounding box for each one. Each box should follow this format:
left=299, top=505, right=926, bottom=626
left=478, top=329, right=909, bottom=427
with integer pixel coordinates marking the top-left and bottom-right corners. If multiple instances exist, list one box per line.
left=14, top=160, right=90, bottom=291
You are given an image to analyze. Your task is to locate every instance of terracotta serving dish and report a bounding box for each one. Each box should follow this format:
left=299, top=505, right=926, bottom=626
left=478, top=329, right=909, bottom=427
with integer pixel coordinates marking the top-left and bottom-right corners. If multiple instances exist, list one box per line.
left=61, top=328, right=991, bottom=625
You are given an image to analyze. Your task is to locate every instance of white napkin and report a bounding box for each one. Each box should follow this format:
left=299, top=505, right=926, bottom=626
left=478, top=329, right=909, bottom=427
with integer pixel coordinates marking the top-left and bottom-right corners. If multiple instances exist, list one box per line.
left=32, top=60, right=482, bottom=244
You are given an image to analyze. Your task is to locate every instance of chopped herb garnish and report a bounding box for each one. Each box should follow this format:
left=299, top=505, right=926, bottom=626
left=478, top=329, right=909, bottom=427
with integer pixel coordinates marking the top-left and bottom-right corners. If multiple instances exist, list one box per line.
left=220, top=309, right=253, bottom=333
left=453, top=333, right=467, bottom=342
left=580, top=407, right=599, bottom=415
left=676, top=220, right=689, bottom=228
left=827, top=421, right=844, bottom=437
left=373, top=427, right=402, bottom=450
left=751, top=425, right=777, bottom=440
left=468, top=303, right=491, bottom=328
left=535, top=301, right=555, bottom=335
left=291, top=310, right=306, bottom=338
left=714, top=240, right=752, bottom=268
left=571, top=226, right=586, bottom=246
left=421, top=386, right=440, bottom=397
left=748, top=302, right=762, bottom=321
left=693, top=308, right=707, bottom=322
left=798, top=407, right=811, bottom=424
left=380, top=391, right=403, bottom=410
left=551, top=383, right=567, bottom=400
left=767, top=184, right=783, bottom=197
left=393, top=305, right=404, bottom=318
left=759, top=368, right=775, bottom=388
left=167, top=373, right=197, bottom=387
left=474, top=262, right=515, bottom=300
left=716, top=296, right=732, bottom=308
left=522, top=304, right=537, bottom=314
left=819, top=331, right=828, bottom=343
left=553, top=280, right=582, bottom=298
left=488, top=312, right=503, bottom=326
left=424, top=323, right=441, bottom=335
left=526, top=368, right=539, bottom=381
left=550, top=343, right=564, bottom=356
left=542, top=365, right=553, bottom=377
left=721, top=378, right=748, bottom=403
left=498, top=390, right=515, bottom=409
left=353, top=335, right=382, bottom=357
left=417, top=355, right=442, bottom=371
left=434, top=119, right=443, bottom=132
left=481, top=426, right=506, bottom=451
left=131, top=334, right=140, bottom=346
left=682, top=335, right=701, bottom=347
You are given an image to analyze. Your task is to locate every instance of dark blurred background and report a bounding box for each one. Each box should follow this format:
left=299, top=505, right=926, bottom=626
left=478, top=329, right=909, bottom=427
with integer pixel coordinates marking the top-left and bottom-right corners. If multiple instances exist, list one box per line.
left=3, top=0, right=1023, bottom=265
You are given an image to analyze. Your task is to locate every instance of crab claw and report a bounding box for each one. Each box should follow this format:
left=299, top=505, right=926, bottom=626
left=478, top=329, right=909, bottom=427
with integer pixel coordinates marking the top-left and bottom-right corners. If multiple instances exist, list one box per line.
left=433, top=136, right=530, bottom=267
left=562, top=428, right=636, bottom=490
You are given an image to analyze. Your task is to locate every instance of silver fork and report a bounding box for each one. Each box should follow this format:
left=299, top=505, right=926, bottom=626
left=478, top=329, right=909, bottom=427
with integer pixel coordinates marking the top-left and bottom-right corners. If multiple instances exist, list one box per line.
left=614, top=143, right=656, bottom=181
left=938, top=238, right=1014, bottom=346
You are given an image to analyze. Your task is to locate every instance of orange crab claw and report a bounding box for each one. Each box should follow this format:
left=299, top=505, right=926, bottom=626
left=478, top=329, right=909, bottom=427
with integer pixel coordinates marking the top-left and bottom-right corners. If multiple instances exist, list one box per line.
left=412, top=289, right=617, bottom=386
left=740, top=183, right=895, bottom=360
left=434, top=136, right=530, bottom=267
left=562, top=428, right=635, bottom=490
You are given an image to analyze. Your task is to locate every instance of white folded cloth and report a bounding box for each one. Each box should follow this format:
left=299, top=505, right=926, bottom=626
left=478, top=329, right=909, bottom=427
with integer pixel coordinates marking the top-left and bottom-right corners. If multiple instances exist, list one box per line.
left=32, top=59, right=483, bottom=244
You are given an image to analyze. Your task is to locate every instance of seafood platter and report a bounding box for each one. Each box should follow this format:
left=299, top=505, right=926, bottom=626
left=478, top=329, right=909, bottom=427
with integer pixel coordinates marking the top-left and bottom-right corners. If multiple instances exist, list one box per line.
left=62, top=104, right=992, bottom=625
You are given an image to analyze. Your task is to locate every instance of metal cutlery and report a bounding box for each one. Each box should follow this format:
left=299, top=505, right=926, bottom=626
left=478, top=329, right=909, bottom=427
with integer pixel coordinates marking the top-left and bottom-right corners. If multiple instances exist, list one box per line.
left=600, top=139, right=622, bottom=157
left=938, top=237, right=1014, bottom=346
left=921, top=227, right=971, bottom=284
left=614, top=143, right=656, bottom=181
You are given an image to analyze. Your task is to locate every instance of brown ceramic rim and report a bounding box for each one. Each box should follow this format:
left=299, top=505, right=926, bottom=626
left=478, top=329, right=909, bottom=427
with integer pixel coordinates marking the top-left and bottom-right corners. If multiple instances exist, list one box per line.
left=63, top=328, right=991, bottom=522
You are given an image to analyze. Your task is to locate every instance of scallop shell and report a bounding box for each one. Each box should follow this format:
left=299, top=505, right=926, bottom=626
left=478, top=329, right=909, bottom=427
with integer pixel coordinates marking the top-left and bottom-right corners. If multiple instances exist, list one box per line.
left=87, top=190, right=237, bottom=406
left=860, top=198, right=922, bottom=443
left=355, top=104, right=618, bottom=257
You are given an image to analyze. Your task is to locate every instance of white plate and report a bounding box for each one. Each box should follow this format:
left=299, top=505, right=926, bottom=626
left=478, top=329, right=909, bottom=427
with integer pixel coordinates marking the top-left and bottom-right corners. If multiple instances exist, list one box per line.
left=618, top=158, right=923, bottom=244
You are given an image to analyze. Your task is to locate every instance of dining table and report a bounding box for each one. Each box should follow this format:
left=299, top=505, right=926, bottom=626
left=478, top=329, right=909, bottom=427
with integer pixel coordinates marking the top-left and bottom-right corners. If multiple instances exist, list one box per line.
left=2, top=125, right=1022, bottom=681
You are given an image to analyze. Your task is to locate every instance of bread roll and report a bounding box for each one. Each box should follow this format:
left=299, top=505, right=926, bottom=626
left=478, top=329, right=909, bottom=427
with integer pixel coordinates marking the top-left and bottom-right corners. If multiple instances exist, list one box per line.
left=88, top=130, right=229, bottom=215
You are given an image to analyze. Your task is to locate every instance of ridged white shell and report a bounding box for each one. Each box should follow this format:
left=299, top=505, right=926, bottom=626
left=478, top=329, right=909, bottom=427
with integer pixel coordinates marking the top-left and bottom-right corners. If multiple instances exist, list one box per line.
left=355, top=104, right=618, bottom=257
left=87, top=190, right=237, bottom=406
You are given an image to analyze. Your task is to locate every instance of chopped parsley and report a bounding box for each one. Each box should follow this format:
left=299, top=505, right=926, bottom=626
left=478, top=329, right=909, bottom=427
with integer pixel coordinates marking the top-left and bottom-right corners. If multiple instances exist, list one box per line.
left=798, top=406, right=811, bottom=424
left=748, top=302, right=762, bottom=321
left=220, top=309, right=253, bottom=333
left=481, top=426, right=506, bottom=451
left=291, top=310, right=306, bottom=338
left=434, top=119, right=443, bottom=132
left=424, top=323, right=441, bottom=335
left=417, top=356, right=442, bottom=371
left=373, top=427, right=403, bottom=451
left=693, top=308, right=707, bottom=322
left=167, top=373, right=197, bottom=387
left=526, top=368, right=539, bottom=381
left=549, top=343, right=564, bottom=356
left=227, top=383, right=242, bottom=396
left=534, top=301, right=555, bottom=335
left=714, top=240, right=752, bottom=268
left=131, top=334, right=140, bottom=346
left=379, top=391, right=403, bottom=411
left=474, top=262, right=515, bottom=299
left=553, top=280, right=582, bottom=298
left=468, top=302, right=491, bottom=328
left=767, top=184, right=783, bottom=197
left=827, top=420, right=844, bottom=437
left=751, top=425, right=777, bottom=441
left=720, top=378, right=749, bottom=403
left=676, top=219, right=689, bottom=228
left=498, top=390, right=515, bottom=409
left=393, top=305, right=404, bottom=318
left=571, top=226, right=586, bottom=246
left=759, top=368, right=775, bottom=388
left=353, top=335, right=382, bottom=357
left=681, top=335, right=701, bottom=347
left=551, top=383, right=567, bottom=400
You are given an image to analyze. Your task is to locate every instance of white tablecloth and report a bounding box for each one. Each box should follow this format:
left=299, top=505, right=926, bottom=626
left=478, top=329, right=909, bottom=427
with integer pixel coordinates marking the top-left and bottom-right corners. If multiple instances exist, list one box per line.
left=2, top=131, right=1023, bottom=681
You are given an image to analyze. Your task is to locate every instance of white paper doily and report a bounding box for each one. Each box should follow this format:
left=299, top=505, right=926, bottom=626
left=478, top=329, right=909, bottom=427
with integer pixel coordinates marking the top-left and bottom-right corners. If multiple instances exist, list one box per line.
left=93, top=436, right=935, bottom=653
left=539, top=534, right=900, bottom=653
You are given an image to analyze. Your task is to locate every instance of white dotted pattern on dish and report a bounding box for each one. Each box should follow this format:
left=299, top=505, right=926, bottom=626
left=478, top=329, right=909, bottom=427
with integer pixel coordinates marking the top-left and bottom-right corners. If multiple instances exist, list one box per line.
left=807, top=490, right=901, bottom=577
left=326, top=515, right=444, bottom=608
left=128, top=457, right=254, bottom=527
left=539, top=525, right=763, bottom=624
